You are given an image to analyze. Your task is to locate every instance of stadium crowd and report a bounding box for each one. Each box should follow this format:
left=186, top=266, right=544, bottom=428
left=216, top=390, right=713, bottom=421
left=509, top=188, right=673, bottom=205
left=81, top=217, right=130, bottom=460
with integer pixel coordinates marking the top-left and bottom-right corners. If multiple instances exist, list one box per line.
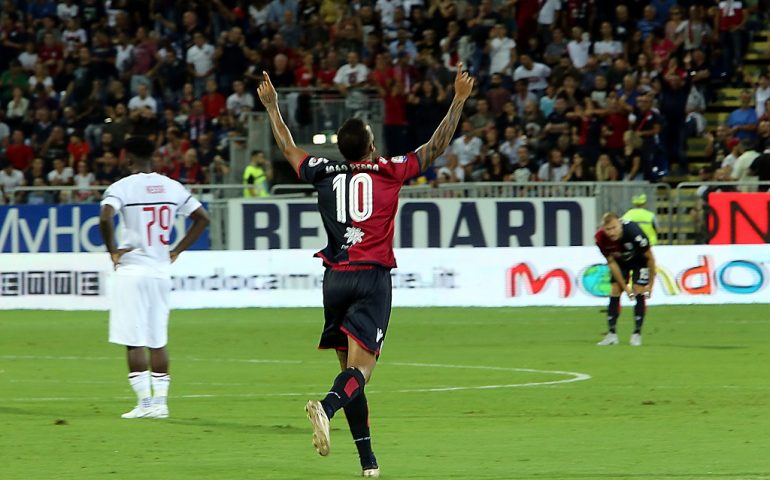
left=1, top=0, right=770, bottom=204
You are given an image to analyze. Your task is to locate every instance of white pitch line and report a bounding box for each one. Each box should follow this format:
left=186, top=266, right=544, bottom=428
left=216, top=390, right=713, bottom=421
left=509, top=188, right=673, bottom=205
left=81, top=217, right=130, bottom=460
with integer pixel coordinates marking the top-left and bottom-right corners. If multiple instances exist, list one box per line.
left=0, top=355, right=592, bottom=402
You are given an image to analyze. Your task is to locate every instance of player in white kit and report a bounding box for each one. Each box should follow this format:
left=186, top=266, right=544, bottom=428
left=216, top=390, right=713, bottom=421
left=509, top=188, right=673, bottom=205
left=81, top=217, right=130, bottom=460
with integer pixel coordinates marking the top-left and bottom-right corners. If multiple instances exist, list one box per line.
left=99, top=136, right=209, bottom=419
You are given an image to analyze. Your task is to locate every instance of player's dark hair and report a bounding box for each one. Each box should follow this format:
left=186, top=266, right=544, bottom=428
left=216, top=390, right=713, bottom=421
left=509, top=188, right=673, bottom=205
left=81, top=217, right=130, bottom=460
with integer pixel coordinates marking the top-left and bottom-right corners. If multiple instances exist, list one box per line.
left=602, top=212, right=620, bottom=225
left=337, top=118, right=371, bottom=162
left=124, top=136, right=155, bottom=158
left=124, top=136, right=155, bottom=173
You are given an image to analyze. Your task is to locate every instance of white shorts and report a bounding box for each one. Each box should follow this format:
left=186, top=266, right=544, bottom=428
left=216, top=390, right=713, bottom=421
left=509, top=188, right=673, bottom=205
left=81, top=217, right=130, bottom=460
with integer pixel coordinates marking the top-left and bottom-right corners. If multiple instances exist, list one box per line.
left=109, top=268, right=172, bottom=348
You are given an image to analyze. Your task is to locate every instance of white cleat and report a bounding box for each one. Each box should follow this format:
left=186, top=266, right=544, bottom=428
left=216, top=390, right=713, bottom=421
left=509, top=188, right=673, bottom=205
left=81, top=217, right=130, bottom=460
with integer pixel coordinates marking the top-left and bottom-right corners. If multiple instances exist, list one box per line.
left=305, top=400, right=330, bottom=456
left=121, top=405, right=165, bottom=419
left=363, top=467, right=380, bottom=477
left=597, top=333, right=619, bottom=346
left=630, top=333, right=642, bottom=347
left=152, top=404, right=169, bottom=418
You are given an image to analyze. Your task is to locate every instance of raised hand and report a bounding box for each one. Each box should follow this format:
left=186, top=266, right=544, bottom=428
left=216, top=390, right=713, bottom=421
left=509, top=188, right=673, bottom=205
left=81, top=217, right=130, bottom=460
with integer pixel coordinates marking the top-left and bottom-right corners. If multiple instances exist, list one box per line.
left=257, top=71, right=278, bottom=108
left=453, top=62, right=474, bottom=101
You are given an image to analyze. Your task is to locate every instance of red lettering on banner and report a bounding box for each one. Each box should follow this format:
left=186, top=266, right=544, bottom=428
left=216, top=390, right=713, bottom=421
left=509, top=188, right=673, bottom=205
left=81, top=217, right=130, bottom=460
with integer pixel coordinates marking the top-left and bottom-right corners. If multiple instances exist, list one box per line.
left=708, top=193, right=770, bottom=244
left=507, top=263, right=572, bottom=297
left=678, top=255, right=713, bottom=295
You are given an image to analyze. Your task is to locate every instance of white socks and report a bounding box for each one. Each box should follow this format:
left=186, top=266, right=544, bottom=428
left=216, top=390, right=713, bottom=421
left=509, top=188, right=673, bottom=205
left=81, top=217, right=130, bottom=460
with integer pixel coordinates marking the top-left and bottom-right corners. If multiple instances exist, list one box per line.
left=151, top=373, right=171, bottom=406
left=128, top=371, right=152, bottom=408
left=128, top=371, right=171, bottom=408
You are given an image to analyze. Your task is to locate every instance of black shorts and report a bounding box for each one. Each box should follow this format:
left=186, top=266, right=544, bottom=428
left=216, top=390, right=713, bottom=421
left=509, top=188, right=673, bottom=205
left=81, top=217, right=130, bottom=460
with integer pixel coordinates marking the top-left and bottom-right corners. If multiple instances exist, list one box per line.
left=320, top=266, right=392, bottom=356
left=610, top=263, right=651, bottom=286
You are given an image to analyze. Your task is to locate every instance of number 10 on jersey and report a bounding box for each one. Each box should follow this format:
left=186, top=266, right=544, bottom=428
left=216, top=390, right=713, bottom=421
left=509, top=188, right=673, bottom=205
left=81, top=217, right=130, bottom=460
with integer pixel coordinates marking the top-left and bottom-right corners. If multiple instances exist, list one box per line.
left=332, top=173, right=373, bottom=223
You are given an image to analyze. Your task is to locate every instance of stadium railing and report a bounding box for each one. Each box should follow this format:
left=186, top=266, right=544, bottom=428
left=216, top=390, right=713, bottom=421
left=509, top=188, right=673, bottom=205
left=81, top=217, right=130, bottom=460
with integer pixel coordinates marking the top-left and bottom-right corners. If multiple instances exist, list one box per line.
left=3, top=181, right=675, bottom=247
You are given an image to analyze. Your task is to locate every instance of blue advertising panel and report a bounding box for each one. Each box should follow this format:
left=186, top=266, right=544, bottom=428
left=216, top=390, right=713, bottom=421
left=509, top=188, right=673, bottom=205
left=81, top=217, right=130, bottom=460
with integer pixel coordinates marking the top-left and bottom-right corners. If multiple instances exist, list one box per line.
left=0, top=204, right=209, bottom=253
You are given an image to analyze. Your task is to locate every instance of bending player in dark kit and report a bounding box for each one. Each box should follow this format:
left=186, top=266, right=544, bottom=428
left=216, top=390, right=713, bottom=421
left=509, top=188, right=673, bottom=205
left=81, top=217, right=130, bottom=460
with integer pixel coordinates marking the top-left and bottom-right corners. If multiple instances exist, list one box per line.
left=595, top=212, right=656, bottom=347
left=258, top=65, right=475, bottom=476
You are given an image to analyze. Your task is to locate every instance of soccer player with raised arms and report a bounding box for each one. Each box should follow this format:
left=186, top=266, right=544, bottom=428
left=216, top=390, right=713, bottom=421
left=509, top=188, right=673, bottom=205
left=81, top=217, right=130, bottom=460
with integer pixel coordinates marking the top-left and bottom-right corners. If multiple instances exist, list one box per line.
left=99, top=136, right=209, bottom=419
left=595, top=212, right=656, bottom=347
left=258, top=64, right=474, bottom=476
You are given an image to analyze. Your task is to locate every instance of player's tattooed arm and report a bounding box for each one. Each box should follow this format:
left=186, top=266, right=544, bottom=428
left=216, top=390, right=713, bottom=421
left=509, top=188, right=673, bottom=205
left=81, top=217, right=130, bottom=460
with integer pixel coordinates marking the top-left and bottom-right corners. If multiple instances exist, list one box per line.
left=257, top=71, right=309, bottom=172
left=416, top=63, right=475, bottom=171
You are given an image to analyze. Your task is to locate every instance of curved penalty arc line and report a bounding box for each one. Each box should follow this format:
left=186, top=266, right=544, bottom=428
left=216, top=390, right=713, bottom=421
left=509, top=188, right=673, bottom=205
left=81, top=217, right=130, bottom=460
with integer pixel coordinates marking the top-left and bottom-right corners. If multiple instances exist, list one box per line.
left=386, top=362, right=592, bottom=393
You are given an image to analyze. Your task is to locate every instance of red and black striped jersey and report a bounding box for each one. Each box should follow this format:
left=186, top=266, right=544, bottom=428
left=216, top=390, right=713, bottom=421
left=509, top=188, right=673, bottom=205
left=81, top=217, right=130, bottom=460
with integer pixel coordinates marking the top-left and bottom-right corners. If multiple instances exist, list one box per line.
left=595, top=220, right=650, bottom=266
left=298, top=152, right=421, bottom=269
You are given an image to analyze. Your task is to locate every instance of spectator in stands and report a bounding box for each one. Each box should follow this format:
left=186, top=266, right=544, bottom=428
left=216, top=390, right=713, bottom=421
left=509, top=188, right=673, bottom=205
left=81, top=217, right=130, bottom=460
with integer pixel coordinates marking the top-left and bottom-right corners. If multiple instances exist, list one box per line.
left=717, top=0, right=747, bottom=80
left=334, top=51, right=370, bottom=118
left=750, top=152, right=770, bottom=180
left=487, top=23, right=517, bottom=77
left=469, top=98, right=494, bottom=137
left=596, top=152, right=619, bottom=181
left=73, top=159, right=96, bottom=202
left=186, top=31, right=215, bottom=97
left=674, top=6, right=712, bottom=53
left=408, top=79, right=447, bottom=146
left=633, top=94, right=664, bottom=179
left=594, top=22, right=624, bottom=69
left=731, top=140, right=761, bottom=183
left=538, top=148, right=569, bottom=182
left=95, top=151, right=123, bottom=186
left=482, top=151, right=511, bottom=182
left=564, top=151, right=591, bottom=181
left=171, top=148, right=205, bottom=185
left=437, top=153, right=465, bottom=184
left=6, top=130, right=34, bottom=171
left=543, top=29, right=567, bottom=67
left=511, top=146, right=537, bottom=183
left=513, top=54, right=551, bottom=97
left=449, top=120, right=483, bottom=178
left=128, top=83, right=157, bottom=117
left=756, top=120, right=770, bottom=153
left=637, top=5, right=660, bottom=41
left=567, top=27, right=591, bottom=70
left=226, top=80, right=255, bottom=119
left=47, top=157, right=74, bottom=202
left=0, top=158, right=25, bottom=204
left=6, top=86, right=29, bottom=128
left=151, top=47, right=187, bottom=106
left=727, top=90, right=758, bottom=142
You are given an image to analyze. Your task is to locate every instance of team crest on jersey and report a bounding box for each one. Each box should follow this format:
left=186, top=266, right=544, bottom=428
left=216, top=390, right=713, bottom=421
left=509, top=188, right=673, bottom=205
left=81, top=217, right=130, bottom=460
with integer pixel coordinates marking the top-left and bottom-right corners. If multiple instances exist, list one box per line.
left=391, top=155, right=407, bottom=163
left=624, top=242, right=633, bottom=250
left=344, top=226, right=365, bottom=246
left=146, top=185, right=165, bottom=194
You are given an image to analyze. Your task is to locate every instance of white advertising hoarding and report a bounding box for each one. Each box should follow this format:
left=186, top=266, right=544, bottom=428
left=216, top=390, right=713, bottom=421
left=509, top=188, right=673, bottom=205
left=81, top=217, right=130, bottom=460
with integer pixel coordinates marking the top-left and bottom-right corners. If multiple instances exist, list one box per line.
left=227, top=197, right=597, bottom=250
left=1, top=246, right=769, bottom=309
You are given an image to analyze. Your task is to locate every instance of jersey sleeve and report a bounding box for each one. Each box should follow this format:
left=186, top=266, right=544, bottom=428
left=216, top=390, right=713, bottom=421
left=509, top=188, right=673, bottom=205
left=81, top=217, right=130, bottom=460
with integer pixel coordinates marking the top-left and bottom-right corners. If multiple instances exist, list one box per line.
left=298, top=155, right=331, bottom=184
left=594, top=230, right=610, bottom=257
left=627, top=222, right=651, bottom=251
left=100, top=182, right=124, bottom=211
left=387, top=151, right=422, bottom=182
left=176, top=185, right=203, bottom=217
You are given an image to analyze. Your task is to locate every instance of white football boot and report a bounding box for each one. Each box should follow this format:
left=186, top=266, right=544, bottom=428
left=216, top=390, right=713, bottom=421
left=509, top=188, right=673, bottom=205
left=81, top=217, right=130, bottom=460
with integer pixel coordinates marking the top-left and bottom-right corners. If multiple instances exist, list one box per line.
left=596, top=333, right=619, bottom=346
left=121, top=405, right=164, bottom=419
left=152, top=404, right=169, bottom=418
left=630, top=333, right=642, bottom=347
left=305, top=400, right=331, bottom=456
left=362, top=467, right=380, bottom=477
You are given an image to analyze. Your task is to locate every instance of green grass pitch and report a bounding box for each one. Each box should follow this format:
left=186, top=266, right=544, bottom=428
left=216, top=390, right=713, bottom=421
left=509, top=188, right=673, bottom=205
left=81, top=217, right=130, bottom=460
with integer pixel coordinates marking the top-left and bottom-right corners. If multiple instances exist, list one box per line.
left=2, top=306, right=770, bottom=480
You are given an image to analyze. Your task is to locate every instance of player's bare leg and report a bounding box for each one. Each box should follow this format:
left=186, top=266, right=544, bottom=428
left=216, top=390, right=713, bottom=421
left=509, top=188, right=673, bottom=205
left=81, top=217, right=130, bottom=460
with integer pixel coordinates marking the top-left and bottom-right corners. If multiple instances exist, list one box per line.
left=149, top=347, right=171, bottom=417
left=336, top=350, right=379, bottom=477
left=597, top=284, right=621, bottom=346
left=306, top=338, right=375, bottom=458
